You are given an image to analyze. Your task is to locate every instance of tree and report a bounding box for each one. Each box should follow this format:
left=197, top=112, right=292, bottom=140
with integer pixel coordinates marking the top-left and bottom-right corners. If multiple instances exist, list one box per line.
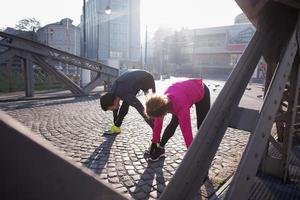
left=151, top=27, right=173, bottom=75
left=15, top=18, right=41, bottom=32
left=169, top=31, right=186, bottom=66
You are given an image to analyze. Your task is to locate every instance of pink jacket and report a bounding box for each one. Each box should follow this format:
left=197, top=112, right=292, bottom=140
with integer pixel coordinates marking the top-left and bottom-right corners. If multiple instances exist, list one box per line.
left=152, top=79, right=205, bottom=148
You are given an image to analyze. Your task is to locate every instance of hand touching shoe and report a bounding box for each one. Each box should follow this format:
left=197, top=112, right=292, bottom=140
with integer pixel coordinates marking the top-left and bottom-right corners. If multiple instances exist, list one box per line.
left=145, top=142, right=159, bottom=155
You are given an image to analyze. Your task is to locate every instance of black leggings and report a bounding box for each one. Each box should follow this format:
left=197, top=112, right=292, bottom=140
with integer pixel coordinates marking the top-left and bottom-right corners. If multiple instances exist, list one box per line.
left=113, top=101, right=129, bottom=127
left=160, top=84, right=210, bottom=147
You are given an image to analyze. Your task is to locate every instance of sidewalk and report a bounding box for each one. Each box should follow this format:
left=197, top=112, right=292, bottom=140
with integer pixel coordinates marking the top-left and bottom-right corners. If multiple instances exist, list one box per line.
left=0, top=78, right=265, bottom=199
left=0, top=86, right=104, bottom=102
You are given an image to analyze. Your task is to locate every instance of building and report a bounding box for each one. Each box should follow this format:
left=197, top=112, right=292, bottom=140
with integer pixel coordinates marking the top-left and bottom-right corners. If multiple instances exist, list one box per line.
left=82, top=0, right=141, bottom=68
left=191, top=23, right=255, bottom=78
left=176, top=16, right=260, bottom=80
left=36, top=18, right=81, bottom=75
left=4, top=27, right=37, bottom=41
left=234, top=13, right=251, bottom=24
left=146, top=13, right=265, bottom=81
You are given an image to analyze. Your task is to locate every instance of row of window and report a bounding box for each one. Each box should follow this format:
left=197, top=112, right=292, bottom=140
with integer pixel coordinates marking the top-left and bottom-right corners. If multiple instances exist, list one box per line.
left=193, top=28, right=254, bottom=48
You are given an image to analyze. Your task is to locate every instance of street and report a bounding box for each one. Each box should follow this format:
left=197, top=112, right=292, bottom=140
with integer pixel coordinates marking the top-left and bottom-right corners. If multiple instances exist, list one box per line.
left=0, top=77, right=264, bottom=199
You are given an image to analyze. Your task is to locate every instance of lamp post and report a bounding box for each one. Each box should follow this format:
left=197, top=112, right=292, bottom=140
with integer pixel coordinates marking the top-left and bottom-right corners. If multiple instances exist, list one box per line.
left=144, top=26, right=148, bottom=71
left=96, top=4, right=111, bottom=62
left=81, top=0, right=90, bottom=87
left=83, top=0, right=87, bottom=58
left=105, top=3, right=111, bottom=64
left=97, top=11, right=100, bottom=61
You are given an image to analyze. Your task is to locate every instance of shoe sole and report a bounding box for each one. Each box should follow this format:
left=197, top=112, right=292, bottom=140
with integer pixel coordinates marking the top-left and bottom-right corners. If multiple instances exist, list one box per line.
left=103, top=131, right=121, bottom=135
left=149, top=153, right=165, bottom=162
left=144, top=150, right=151, bottom=155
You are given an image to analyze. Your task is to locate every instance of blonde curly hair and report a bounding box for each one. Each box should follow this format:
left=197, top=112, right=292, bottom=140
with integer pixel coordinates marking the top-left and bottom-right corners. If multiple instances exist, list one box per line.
left=145, top=94, right=169, bottom=118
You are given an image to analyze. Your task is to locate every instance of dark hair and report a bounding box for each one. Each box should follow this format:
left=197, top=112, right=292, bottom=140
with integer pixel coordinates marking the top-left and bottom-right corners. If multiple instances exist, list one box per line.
left=100, top=93, right=116, bottom=111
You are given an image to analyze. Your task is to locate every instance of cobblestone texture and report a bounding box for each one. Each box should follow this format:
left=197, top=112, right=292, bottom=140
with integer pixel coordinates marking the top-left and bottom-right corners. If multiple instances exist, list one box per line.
left=0, top=80, right=263, bottom=199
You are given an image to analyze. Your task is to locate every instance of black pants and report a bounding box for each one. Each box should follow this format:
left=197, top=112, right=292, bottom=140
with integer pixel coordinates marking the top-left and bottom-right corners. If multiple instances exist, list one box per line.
left=160, top=84, right=210, bottom=147
left=113, top=101, right=129, bottom=127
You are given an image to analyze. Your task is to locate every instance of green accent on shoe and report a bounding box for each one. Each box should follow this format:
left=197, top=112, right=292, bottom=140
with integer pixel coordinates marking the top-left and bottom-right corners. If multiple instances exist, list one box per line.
left=104, top=125, right=121, bottom=134
left=110, top=125, right=121, bottom=133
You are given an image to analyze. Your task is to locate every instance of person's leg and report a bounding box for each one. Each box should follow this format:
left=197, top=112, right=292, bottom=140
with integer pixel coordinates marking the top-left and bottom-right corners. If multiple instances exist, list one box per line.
left=114, top=101, right=130, bottom=127
left=149, top=114, right=179, bottom=161
left=113, top=109, right=118, bottom=124
left=160, top=114, right=179, bottom=147
left=195, top=84, right=210, bottom=180
left=195, top=84, right=211, bottom=129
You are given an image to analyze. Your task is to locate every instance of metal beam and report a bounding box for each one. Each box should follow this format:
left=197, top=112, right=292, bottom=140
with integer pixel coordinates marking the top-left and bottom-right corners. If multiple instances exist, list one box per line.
left=0, top=31, right=119, bottom=77
left=33, top=55, right=85, bottom=95
left=0, top=32, right=119, bottom=97
left=224, top=19, right=298, bottom=200
left=159, top=28, right=268, bottom=200
left=23, top=58, right=34, bottom=97
left=274, top=0, right=300, bottom=9
left=0, top=111, right=127, bottom=200
left=229, top=107, right=259, bottom=132
left=9, top=49, right=85, bottom=96
left=82, top=73, right=102, bottom=93
left=0, top=49, right=15, bottom=64
left=282, top=60, right=300, bottom=182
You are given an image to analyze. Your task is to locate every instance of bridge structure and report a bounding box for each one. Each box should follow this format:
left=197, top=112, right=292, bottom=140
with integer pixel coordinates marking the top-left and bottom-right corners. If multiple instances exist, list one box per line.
left=160, top=0, right=300, bottom=199
left=0, top=31, right=118, bottom=97
left=1, top=0, right=300, bottom=199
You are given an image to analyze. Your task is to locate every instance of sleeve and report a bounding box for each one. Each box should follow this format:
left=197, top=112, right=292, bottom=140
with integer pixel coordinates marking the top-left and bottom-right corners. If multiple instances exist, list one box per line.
left=123, top=94, right=153, bottom=128
left=177, top=107, right=193, bottom=148
left=152, top=117, right=163, bottom=143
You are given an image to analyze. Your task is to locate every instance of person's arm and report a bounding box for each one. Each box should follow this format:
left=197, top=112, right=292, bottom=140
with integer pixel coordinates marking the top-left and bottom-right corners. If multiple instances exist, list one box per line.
left=152, top=117, right=163, bottom=143
left=177, top=108, right=193, bottom=148
left=123, top=94, right=154, bottom=128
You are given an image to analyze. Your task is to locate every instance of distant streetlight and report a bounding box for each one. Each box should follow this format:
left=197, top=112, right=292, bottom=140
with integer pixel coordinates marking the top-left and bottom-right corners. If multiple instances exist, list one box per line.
left=97, top=5, right=111, bottom=60
left=105, top=6, right=111, bottom=15
left=81, top=0, right=90, bottom=87
left=144, top=26, right=148, bottom=70
left=97, top=12, right=100, bottom=61
left=105, top=3, right=111, bottom=61
left=83, top=0, right=87, bottom=58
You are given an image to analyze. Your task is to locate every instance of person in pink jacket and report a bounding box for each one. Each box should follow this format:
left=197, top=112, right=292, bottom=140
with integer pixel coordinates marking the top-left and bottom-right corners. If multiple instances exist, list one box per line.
left=145, top=79, right=210, bottom=161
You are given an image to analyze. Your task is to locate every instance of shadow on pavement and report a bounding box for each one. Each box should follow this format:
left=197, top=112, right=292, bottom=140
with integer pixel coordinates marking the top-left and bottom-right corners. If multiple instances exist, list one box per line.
left=0, top=95, right=100, bottom=111
left=83, top=134, right=116, bottom=175
left=200, top=178, right=216, bottom=199
left=132, top=158, right=166, bottom=199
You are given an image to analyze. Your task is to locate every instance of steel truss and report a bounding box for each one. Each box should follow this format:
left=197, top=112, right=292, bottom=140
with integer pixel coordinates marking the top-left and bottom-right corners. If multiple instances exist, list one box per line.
left=159, top=2, right=300, bottom=200
left=0, top=31, right=118, bottom=96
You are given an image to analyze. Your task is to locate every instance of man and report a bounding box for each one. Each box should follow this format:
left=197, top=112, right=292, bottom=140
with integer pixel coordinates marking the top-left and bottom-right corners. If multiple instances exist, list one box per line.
left=100, top=70, right=155, bottom=134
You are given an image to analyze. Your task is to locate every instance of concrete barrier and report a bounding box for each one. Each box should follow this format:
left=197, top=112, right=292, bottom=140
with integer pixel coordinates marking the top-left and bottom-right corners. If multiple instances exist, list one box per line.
left=0, top=111, right=127, bottom=200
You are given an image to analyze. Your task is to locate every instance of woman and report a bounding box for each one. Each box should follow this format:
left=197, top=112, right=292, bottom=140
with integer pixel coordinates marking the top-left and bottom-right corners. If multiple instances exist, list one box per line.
left=145, top=79, right=210, bottom=161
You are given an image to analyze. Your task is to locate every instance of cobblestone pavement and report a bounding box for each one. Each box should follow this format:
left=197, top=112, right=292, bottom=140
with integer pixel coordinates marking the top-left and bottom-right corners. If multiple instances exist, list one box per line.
left=0, top=79, right=264, bottom=199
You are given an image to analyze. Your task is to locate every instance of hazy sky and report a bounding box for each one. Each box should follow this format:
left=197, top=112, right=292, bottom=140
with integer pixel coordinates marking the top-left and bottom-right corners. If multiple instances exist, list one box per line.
left=0, top=0, right=242, bottom=37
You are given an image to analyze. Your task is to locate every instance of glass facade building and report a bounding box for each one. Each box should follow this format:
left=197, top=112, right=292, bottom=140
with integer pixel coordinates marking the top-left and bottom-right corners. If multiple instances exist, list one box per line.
left=82, top=0, right=140, bottom=65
